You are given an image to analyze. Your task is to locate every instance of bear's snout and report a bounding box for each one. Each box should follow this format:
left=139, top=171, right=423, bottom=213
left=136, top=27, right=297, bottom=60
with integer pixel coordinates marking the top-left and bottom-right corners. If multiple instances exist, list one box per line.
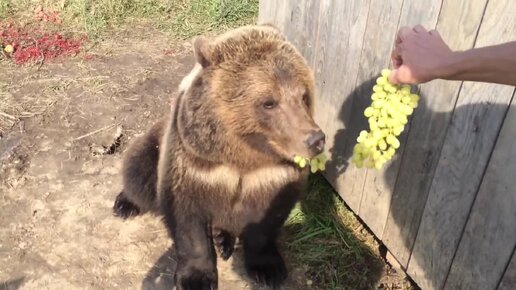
left=305, top=130, right=326, bottom=155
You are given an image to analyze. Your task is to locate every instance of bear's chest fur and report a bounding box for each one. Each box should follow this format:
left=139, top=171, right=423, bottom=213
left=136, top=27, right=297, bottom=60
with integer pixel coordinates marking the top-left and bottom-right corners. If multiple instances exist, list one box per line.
left=180, top=163, right=304, bottom=235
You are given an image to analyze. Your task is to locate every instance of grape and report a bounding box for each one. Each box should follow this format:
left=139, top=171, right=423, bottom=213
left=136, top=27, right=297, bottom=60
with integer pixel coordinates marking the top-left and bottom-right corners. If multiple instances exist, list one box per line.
left=372, top=99, right=385, bottom=109
left=372, top=130, right=383, bottom=140
left=383, top=151, right=393, bottom=161
left=381, top=129, right=389, bottom=137
left=379, top=139, right=387, bottom=150
left=393, top=126, right=404, bottom=136
left=400, top=104, right=414, bottom=115
left=400, top=86, right=411, bottom=95
left=377, top=117, right=386, bottom=128
left=399, top=115, right=408, bottom=125
left=293, top=153, right=328, bottom=173
left=386, top=134, right=400, bottom=148
left=386, top=134, right=396, bottom=145
left=310, top=159, right=319, bottom=173
left=364, top=107, right=375, bottom=117
left=380, top=108, right=388, bottom=117
left=351, top=68, right=420, bottom=170
left=364, top=138, right=375, bottom=148
left=381, top=69, right=391, bottom=77
left=386, top=85, right=397, bottom=94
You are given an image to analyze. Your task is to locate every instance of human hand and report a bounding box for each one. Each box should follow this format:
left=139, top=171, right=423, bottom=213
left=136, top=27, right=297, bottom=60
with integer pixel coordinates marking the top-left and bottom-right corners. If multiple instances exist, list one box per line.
left=390, top=25, right=455, bottom=84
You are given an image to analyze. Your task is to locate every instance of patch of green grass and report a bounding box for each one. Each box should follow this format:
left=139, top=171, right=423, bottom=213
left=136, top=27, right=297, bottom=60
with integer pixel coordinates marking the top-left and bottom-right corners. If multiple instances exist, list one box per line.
left=0, top=0, right=258, bottom=39
left=169, top=0, right=258, bottom=39
left=0, top=0, right=13, bottom=18
left=285, top=174, right=383, bottom=290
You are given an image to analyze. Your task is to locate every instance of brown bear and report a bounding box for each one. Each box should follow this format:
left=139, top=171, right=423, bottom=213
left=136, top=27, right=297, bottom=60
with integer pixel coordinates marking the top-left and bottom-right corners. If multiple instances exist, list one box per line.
left=113, top=24, right=326, bottom=290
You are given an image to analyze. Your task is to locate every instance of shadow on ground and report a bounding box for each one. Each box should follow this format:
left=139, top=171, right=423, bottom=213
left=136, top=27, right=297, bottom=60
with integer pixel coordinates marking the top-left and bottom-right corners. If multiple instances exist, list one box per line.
left=141, top=247, right=177, bottom=290
left=0, top=277, right=25, bottom=290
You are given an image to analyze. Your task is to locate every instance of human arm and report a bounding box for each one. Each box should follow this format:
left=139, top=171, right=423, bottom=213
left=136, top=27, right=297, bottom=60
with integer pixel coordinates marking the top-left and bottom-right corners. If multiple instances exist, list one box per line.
left=389, top=25, right=516, bottom=86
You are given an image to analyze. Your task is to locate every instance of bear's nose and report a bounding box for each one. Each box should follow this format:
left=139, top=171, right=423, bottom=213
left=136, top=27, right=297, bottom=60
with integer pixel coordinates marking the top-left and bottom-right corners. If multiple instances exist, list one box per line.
left=305, top=130, right=326, bottom=153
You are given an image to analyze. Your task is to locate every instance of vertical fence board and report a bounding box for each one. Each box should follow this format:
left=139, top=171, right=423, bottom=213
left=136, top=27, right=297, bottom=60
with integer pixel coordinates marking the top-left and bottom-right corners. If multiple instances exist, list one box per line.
left=498, top=249, right=516, bottom=290
left=407, top=0, right=516, bottom=288
left=285, top=0, right=321, bottom=65
left=379, top=0, right=443, bottom=265
left=311, top=0, right=371, bottom=213
left=443, top=95, right=516, bottom=290
left=345, top=0, right=403, bottom=238
left=391, top=1, right=487, bottom=263
left=259, top=0, right=321, bottom=65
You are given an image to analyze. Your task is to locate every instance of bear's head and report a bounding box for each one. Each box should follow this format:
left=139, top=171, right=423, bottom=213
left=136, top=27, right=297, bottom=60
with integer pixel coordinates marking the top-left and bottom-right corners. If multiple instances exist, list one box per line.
left=176, top=24, right=325, bottom=170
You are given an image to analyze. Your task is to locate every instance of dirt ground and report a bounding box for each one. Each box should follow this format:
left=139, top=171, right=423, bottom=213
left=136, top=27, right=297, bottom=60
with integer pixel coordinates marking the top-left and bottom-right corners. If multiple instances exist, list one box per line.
left=0, top=27, right=415, bottom=290
left=0, top=27, right=314, bottom=290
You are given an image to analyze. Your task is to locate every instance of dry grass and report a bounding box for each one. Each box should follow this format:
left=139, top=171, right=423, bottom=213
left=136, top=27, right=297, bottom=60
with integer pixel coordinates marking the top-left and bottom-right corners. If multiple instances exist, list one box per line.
left=0, top=74, right=62, bottom=135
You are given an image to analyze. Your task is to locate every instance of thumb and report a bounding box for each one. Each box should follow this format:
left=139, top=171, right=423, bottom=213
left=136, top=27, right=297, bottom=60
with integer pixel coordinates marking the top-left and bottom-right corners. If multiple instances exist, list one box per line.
left=389, top=69, right=401, bottom=84
left=389, top=65, right=415, bottom=85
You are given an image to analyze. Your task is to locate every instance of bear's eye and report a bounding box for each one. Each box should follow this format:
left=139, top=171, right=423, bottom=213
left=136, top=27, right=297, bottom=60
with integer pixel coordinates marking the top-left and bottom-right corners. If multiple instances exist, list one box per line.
left=263, top=99, right=277, bottom=109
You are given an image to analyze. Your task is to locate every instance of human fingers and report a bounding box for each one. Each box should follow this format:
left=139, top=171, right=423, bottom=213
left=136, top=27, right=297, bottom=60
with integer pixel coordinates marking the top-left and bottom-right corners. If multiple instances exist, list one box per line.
left=413, top=25, right=428, bottom=33
left=428, top=29, right=440, bottom=36
left=397, top=26, right=413, bottom=43
left=391, top=46, right=403, bottom=68
left=389, top=68, right=401, bottom=84
left=389, top=65, right=416, bottom=85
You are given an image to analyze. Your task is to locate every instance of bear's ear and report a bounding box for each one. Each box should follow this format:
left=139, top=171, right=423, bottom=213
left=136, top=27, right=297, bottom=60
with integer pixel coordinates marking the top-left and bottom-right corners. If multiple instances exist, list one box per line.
left=193, top=36, right=213, bottom=68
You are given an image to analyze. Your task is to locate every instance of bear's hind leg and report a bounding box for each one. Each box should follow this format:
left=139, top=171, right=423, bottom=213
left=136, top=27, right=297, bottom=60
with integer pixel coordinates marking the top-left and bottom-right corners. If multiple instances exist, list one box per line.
left=113, top=191, right=141, bottom=219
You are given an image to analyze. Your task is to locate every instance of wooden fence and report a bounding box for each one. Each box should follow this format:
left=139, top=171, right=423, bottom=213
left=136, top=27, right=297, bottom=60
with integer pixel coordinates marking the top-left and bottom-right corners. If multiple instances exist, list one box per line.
left=258, top=1, right=516, bottom=289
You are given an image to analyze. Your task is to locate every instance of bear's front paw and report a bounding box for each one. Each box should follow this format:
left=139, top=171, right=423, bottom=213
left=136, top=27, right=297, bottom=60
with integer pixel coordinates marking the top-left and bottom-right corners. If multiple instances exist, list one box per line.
left=244, top=246, right=287, bottom=289
left=174, top=262, right=217, bottom=290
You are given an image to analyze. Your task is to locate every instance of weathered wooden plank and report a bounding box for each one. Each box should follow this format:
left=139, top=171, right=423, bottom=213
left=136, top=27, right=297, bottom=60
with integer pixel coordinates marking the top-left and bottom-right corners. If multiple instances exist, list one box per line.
left=259, top=0, right=321, bottom=65
left=377, top=0, right=444, bottom=261
left=339, top=0, right=403, bottom=238
left=443, top=94, right=516, bottom=290
left=407, top=0, right=516, bottom=288
left=310, top=0, right=371, bottom=214
left=257, top=0, right=270, bottom=24
left=396, top=0, right=443, bottom=30
left=282, top=0, right=321, bottom=67
left=258, top=0, right=289, bottom=31
left=498, top=248, right=516, bottom=290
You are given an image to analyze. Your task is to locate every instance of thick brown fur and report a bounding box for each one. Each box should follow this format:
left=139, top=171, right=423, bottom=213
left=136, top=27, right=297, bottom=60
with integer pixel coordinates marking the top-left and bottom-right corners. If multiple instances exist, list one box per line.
left=114, top=24, right=325, bottom=290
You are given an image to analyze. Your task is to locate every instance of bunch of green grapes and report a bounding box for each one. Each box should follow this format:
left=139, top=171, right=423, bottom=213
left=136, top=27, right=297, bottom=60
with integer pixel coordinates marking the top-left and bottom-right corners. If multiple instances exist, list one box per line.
left=294, top=153, right=327, bottom=173
left=352, top=69, right=420, bottom=169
